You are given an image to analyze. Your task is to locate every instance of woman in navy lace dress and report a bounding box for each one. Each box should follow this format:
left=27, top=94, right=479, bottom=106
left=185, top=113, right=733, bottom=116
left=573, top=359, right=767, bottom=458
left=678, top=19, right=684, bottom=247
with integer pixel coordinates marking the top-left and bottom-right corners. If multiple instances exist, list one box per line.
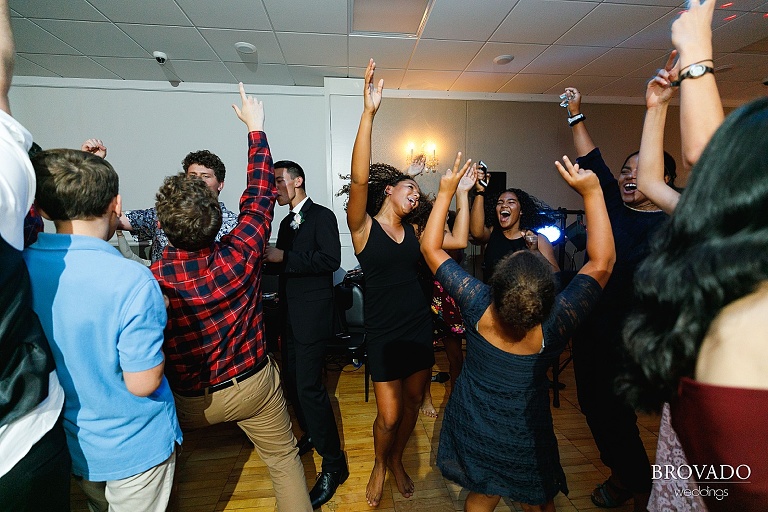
left=421, top=156, right=615, bottom=512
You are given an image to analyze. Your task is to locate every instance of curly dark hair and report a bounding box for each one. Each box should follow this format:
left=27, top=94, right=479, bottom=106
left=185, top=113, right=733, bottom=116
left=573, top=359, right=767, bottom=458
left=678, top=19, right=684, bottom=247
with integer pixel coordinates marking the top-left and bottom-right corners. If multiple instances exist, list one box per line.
left=183, top=150, right=226, bottom=183
left=337, top=163, right=433, bottom=235
left=155, top=173, right=222, bottom=251
left=484, top=187, right=548, bottom=230
left=618, top=96, right=768, bottom=413
left=32, top=149, right=118, bottom=221
left=490, top=250, right=556, bottom=339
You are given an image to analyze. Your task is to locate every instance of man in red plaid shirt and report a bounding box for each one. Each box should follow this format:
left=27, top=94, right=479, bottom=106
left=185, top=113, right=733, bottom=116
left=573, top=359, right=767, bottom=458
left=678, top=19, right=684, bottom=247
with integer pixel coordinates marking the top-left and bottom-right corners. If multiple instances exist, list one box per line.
left=152, top=83, right=312, bottom=511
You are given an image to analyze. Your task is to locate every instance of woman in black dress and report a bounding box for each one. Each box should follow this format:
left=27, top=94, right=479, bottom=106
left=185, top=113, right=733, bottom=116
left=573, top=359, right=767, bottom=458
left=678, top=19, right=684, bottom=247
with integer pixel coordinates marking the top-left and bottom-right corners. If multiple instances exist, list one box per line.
left=470, top=176, right=559, bottom=282
left=347, top=59, right=474, bottom=507
left=421, top=156, right=615, bottom=512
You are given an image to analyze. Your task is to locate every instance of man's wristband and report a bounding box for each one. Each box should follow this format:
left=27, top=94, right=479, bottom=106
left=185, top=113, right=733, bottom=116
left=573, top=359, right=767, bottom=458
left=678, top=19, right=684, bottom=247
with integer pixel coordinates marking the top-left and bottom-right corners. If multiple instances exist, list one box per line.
left=568, top=113, right=585, bottom=127
left=475, top=190, right=485, bottom=196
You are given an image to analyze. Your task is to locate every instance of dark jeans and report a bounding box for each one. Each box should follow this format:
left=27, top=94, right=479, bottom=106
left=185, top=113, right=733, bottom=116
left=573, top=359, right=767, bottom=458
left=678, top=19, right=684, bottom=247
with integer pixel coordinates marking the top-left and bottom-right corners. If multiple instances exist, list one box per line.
left=0, top=415, right=71, bottom=512
left=572, top=331, right=652, bottom=494
left=281, top=311, right=345, bottom=473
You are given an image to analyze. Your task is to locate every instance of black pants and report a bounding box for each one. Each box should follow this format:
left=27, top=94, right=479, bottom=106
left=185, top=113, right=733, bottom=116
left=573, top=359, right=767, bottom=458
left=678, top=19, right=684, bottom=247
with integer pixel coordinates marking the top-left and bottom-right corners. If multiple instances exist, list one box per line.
left=281, top=311, right=345, bottom=473
left=572, top=331, right=652, bottom=494
left=0, top=415, right=71, bottom=512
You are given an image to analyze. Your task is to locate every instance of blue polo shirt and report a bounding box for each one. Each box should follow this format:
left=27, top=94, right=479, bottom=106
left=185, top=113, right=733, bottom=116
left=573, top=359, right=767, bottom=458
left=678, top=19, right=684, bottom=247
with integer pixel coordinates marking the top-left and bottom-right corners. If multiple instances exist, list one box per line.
left=24, top=233, right=182, bottom=480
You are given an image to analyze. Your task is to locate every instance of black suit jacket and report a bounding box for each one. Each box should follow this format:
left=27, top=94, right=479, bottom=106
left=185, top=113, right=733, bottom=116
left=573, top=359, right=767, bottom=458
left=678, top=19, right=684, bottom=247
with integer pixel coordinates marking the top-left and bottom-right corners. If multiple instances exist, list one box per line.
left=267, top=198, right=341, bottom=343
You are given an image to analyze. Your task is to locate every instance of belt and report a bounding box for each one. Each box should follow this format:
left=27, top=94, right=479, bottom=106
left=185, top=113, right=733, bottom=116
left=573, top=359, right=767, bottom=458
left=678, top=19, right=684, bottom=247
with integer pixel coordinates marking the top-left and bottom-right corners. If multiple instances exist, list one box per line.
left=175, top=356, right=269, bottom=397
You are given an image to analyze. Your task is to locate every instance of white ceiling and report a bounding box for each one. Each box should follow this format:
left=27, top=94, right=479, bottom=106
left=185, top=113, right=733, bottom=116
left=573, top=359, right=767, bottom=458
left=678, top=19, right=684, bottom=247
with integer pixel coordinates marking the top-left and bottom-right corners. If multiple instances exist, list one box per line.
left=9, top=0, right=768, bottom=103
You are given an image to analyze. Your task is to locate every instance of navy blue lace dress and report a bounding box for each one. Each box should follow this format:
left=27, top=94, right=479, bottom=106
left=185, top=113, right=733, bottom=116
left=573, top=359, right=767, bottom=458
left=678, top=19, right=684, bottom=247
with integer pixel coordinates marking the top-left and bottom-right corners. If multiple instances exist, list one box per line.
left=435, top=258, right=602, bottom=504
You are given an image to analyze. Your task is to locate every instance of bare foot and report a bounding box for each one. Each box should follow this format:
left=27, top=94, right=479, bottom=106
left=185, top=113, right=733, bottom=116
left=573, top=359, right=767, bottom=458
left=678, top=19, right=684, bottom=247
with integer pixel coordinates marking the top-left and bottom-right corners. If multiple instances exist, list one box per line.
left=420, top=398, right=437, bottom=418
left=366, top=460, right=387, bottom=507
left=388, top=458, right=414, bottom=498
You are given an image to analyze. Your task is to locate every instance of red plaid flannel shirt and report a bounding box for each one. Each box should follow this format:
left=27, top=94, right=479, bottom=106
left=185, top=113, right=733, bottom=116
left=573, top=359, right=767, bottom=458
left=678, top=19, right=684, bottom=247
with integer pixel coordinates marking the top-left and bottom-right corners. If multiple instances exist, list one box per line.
left=152, top=131, right=275, bottom=393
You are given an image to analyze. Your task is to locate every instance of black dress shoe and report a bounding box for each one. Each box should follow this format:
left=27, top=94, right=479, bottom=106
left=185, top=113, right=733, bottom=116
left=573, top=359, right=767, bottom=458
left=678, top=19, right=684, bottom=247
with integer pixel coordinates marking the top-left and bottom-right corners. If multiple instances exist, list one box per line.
left=309, top=466, right=349, bottom=509
left=296, top=434, right=314, bottom=456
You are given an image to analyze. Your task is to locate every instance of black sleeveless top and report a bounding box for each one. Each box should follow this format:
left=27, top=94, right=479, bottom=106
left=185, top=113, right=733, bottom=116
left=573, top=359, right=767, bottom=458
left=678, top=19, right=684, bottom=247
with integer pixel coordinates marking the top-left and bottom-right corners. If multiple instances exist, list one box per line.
left=482, top=228, right=528, bottom=283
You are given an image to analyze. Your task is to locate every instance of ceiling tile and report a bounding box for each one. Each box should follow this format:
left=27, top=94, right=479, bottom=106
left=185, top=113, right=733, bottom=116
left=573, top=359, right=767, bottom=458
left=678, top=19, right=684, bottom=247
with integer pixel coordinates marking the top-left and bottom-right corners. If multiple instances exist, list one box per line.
left=497, top=73, right=569, bottom=94
left=348, top=66, right=406, bottom=90
left=352, top=0, right=428, bottom=35
left=492, top=0, right=596, bottom=45
left=725, top=82, right=768, bottom=103
left=410, top=39, right=484, bottom=71
left=276, top=33, right=347, bottom=67
left=20, top=54, right=121, bottom=79
left=618, top=9, right=680, bottom=50
left=167, top=60, right=236, bottom=84
left=87, top=0, right=191, bottom=25
left=33, top=20, right=148, bottom=58
left=200, top=29, right=284, bottom=64
left=10, top=18, right=80, bottom=55
left=451, top=72, right=516, bottom=93
left=714, top=53, right=768, bottom=83
left=117, top=24, right=218, bottom=61
left=14, top=54, right=61, bottom=77
left=349, top=35, right=417, bottom=70
left=263, top=0, right=347, bottom=34
left=175, top=0, right=271, bottom=30
left=400, top=69, right=462, bottom=91
left=712, top=11, right=768, bottom=52
left=421, top=0, right=517, bottom=41
left=606, top=0, right=683, bottom=5
left=288, top=65, right=349, bottom=87
left=576, top=48, right=667, bottom=76
left=224, top=62, right=295, bottom=86
left=466, top=42, right=549, bottom=73
left=590, top=76, right=651, bottom=97
left=9, top=0, right=107, bottom=21
left=522, top=45, right=609, bottom=75
left=91, top=56, right=174, bottom=81
left=558, top=3, right=674, bottom=47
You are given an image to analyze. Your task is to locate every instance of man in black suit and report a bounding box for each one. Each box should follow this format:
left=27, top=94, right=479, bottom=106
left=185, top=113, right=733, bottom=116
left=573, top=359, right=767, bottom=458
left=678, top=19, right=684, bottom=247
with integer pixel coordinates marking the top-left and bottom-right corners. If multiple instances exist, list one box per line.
left=264, top=160, right=347, bottom=509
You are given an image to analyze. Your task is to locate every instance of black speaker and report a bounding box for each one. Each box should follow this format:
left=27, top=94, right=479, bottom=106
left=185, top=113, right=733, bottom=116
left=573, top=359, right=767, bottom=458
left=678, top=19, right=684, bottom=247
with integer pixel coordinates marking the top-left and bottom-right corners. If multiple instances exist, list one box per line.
left=485, top=171, right=507, bottom=199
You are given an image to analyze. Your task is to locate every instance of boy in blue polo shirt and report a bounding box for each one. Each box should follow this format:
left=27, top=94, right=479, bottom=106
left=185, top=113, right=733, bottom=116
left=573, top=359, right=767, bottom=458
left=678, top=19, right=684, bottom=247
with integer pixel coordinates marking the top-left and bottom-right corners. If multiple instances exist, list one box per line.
left=23, top=149, right=182, bottom=512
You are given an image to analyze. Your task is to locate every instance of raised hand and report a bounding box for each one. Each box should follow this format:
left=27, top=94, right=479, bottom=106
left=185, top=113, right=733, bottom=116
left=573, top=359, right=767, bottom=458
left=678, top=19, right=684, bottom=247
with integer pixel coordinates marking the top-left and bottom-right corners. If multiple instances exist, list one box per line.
left=647, top=51, right=680, bottom=109
left=458, top=161, right=477, bottom=193
left=555, top=155, right=599, bottom=197
left=81, top=138, right=107, bottom=158
left=474, top=167, right=489, bottom=192
left=672, top=0, right=715, bottom=63
left=363, top=58, right=383, bottom=116
left=438, top=152, right=472, bottom=196
left=563, top=87, right=582, bottom=114
left=406, top=154, right=426, bottom=177
left=232, top=82, right=264, bottom=133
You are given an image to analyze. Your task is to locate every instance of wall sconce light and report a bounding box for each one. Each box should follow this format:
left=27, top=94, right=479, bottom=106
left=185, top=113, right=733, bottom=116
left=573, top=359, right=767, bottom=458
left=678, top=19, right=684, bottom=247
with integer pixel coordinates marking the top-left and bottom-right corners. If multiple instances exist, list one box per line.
left=405, top=142, right=439, bottom=173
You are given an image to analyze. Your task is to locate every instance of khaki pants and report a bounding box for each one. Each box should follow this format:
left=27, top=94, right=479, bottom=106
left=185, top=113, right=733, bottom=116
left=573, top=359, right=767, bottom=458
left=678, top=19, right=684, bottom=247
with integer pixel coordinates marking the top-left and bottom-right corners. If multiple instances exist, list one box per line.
left=78, top=448, right=176, bottom=512
left=173, top=357, right=312, bottom=512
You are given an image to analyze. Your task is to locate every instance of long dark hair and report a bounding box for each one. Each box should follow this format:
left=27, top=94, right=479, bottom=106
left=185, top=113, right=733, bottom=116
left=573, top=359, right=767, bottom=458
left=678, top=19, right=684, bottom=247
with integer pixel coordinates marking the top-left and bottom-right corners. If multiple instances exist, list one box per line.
left=337, top=163, right=432, bottom=234
left=619, top=96, right=768, bottom=412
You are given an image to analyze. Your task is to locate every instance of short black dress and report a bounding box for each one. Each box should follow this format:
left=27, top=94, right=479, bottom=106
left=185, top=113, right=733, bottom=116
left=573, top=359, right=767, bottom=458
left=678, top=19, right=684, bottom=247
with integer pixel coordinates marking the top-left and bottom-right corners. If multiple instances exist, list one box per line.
left=482, top=228, right=527, bottom=283
left=435, top=258, right=602, bottom=504
left=355, top=219, right=434, bottom=382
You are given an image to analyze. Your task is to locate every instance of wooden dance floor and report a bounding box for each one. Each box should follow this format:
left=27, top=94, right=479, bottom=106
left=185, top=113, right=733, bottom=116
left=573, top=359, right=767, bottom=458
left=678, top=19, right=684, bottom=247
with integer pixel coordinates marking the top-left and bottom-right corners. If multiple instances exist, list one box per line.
left=70, top=345, right=659, bottom=512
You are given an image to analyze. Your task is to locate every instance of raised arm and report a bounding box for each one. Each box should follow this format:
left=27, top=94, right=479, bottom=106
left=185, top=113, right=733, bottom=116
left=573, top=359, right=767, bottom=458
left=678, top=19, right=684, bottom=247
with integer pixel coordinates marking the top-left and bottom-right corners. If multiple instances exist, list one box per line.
left=469, top=169, right=491, bottom=243
left=347, top=59, right=383, bottom=252
left=422, top=159, right=472, bottom=274
left=441, top=153, right=475, bottom=250
left=555, top=156, right=614, bottom=288
left=672, top=0, right=723, bottom=171
left=81, top=138, right=108, bottom=159
left=0, top=0, right=13, bottom=115
left=563, top=88, right=597, bottom=158
left=636, top=54, right=682, bottom=215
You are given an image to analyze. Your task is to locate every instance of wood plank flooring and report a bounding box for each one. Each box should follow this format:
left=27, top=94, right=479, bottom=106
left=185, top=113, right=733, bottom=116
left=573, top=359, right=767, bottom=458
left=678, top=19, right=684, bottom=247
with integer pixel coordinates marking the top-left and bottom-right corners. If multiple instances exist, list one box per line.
left=70, top=346, right=660, bottom=512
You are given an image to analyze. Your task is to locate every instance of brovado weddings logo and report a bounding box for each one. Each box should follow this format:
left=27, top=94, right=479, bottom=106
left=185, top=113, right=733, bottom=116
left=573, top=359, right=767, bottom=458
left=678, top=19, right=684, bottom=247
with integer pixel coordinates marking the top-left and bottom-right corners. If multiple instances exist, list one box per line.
left=653, top=464, right=751, bottom=502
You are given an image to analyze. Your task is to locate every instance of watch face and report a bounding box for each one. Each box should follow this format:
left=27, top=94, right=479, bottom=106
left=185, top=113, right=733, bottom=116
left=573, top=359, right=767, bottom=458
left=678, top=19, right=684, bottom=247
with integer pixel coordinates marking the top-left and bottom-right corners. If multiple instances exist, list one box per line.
left=688, top=63, right=707, bottom=78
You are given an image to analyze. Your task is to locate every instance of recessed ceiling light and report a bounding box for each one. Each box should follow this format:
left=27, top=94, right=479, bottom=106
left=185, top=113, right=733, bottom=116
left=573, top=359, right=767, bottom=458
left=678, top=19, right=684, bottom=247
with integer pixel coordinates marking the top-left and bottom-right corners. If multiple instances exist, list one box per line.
left=235, top=42, right=257, bottom=54
left=493, top=55, right=514, bottom=65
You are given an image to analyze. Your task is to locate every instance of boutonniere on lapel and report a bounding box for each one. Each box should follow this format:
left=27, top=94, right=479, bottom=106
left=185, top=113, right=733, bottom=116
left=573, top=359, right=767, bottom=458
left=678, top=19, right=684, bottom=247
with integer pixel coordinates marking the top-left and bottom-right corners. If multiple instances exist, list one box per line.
left=290, top=211, right=305, bottom=230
